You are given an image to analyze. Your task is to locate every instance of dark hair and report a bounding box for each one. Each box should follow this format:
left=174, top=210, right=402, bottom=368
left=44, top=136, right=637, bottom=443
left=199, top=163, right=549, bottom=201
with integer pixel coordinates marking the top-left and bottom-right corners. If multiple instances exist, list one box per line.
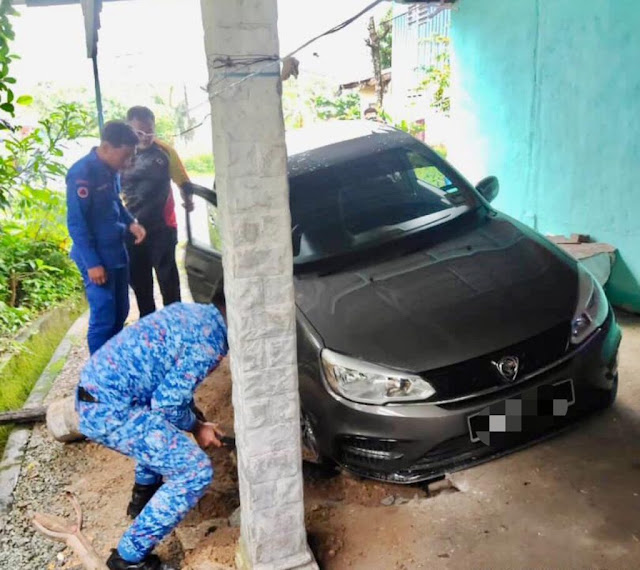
left=100, top=121, right=139, bottom=147
left=364, top=106, right=378, bottom=115
left=127, top=106, right=155, bottom=123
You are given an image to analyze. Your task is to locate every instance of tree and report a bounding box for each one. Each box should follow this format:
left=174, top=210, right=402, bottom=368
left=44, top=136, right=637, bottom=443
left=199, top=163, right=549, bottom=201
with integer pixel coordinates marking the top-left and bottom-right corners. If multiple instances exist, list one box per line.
left=379, top=7, right=393, bottom=70
left=365, top=12, right=392, bottom=109
left=152, top=86, right=197, bottom=144
left=313, top=93, right=361, bottom=121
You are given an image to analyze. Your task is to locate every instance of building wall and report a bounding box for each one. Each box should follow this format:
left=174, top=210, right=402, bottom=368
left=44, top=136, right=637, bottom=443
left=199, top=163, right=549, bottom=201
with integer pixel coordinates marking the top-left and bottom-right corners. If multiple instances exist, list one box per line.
left=449, top=0, right=640, bottom=311
left=390, top=3, right=451, bottom=145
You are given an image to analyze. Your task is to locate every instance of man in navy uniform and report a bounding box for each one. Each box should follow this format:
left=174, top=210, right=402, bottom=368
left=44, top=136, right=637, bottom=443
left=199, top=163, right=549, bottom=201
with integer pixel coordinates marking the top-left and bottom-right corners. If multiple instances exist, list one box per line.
left=66, top=121, right=146, bottom=354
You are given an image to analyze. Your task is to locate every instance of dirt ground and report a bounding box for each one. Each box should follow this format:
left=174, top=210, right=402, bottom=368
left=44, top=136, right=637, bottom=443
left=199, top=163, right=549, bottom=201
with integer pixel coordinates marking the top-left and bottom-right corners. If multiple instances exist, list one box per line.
left=11, top=307, right=640, bottom=570
left=55, top=359, right=437, bottom=570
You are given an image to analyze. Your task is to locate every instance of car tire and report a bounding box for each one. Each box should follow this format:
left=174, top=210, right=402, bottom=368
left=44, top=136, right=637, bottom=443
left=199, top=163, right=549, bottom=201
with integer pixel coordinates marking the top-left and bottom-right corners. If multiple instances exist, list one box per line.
left=604, top=373, right=619, bottom=408
left=301, top=410, right=336, bottom=467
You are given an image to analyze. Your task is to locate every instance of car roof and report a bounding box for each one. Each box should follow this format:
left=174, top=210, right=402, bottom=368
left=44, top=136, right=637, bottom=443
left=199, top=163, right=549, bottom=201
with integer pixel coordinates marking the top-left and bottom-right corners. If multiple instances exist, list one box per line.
left=286, top=120, right=402, bottom=157
left=286, top=120, right=418, bottom=179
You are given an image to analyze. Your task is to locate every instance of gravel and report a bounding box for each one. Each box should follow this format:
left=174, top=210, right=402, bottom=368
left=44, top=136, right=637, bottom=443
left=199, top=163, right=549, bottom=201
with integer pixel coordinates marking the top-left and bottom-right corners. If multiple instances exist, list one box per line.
left=0, top=285, right=181, bottom=570
left=0, top=340, right=90, bottom=570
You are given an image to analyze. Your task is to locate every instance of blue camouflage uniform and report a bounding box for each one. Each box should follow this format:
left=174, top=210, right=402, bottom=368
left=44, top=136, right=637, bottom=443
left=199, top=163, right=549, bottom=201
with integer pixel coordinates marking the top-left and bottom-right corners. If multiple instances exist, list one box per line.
left=76, top=302, right=228, bottom=564
left=66, top=149, right=135, bottom=354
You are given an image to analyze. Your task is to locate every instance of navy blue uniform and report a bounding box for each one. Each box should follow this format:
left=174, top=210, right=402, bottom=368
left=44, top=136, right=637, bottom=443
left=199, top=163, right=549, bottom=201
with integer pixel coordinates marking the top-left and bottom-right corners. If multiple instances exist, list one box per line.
left=66, top=149, right=135, bottom=354
left=76, top=303, right=228, bottom=563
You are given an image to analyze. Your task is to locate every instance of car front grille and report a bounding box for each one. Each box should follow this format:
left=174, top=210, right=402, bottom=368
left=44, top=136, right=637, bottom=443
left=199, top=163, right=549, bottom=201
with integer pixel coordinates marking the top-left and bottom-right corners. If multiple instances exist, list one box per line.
left=423, top=321, right=571, bottom=404
left=337, top=435, right=405, bottom=469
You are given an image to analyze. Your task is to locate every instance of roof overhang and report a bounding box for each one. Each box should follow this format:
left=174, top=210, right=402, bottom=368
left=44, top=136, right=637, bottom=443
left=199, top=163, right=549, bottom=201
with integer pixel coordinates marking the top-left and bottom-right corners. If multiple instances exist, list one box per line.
left=13, top=0, right=128, bottom=58
left=339, top=69, right=392, bottom=91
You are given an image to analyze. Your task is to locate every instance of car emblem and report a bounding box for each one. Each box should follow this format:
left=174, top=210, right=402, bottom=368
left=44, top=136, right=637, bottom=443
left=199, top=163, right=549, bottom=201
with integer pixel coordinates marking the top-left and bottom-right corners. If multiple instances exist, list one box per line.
left=492, top=356, right=520, bottom=383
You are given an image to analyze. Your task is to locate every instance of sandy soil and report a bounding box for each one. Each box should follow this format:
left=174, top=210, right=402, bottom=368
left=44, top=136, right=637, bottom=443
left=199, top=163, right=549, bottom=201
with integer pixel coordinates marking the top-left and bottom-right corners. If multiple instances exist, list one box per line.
left=7, top=291, right=640, bottom=569
left=52, top=358, right=434, bottom=570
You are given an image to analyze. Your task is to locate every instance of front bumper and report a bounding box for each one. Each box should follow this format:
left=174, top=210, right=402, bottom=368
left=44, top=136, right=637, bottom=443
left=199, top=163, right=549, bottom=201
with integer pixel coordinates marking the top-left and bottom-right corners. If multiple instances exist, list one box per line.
left=300, top=312, right=621, bottom=484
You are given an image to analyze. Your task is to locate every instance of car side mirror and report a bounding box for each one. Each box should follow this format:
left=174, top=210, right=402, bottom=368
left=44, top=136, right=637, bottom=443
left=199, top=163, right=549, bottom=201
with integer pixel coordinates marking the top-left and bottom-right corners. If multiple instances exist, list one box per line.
left=476, top=176, right=499, bottom=203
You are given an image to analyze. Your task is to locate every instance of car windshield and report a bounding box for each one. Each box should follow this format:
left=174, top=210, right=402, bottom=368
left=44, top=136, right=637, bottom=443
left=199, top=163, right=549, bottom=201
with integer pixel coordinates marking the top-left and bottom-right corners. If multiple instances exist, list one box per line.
left=290, top=142, right=478, bottom=265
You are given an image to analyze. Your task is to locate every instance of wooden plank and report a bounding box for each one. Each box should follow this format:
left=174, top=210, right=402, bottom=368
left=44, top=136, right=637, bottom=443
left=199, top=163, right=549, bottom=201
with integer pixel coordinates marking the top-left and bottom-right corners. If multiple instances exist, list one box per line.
left=0, top=406, right=47, bottom=426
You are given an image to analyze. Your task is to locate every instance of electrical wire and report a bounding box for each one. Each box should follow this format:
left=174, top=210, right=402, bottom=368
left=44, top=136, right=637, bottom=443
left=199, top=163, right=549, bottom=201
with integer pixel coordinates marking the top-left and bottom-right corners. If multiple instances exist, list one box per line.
left=178, top=112, right=211, bottom=137
left=209, top=55, right=279, bottom=70
left=176, top=0, right=453, bottom=136
left=183, top=0, right=384, bottom=119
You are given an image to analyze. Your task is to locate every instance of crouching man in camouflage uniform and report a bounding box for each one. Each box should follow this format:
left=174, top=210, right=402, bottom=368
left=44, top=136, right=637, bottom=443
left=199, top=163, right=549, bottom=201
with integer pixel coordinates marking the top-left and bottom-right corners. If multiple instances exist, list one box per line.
left=75, top=301, right=228, bottom=570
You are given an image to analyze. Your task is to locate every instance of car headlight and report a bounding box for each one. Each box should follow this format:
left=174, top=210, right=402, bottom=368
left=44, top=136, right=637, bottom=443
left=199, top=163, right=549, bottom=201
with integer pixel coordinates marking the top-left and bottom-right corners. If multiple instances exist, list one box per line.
left=571, top=264, right=609, bottom=345
left=321, top=349, right=435, bottom=404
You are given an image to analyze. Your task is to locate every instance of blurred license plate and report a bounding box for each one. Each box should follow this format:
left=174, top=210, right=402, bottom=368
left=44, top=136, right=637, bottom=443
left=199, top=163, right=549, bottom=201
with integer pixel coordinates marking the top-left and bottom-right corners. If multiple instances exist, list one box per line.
left=467, top=379, right=575, bottom=445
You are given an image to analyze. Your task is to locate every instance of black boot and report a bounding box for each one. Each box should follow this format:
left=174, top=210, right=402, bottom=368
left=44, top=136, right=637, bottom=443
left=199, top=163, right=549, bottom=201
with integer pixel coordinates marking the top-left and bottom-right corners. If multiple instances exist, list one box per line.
left=106, top=549, right=162, bottom=570
left=126, top=481, right=162, bottom=519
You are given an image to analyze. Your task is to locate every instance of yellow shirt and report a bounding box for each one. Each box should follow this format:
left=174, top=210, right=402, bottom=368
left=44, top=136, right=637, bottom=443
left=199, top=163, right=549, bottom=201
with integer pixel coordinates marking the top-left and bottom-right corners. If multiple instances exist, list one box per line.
left=154, top=138, right=191, bottom=188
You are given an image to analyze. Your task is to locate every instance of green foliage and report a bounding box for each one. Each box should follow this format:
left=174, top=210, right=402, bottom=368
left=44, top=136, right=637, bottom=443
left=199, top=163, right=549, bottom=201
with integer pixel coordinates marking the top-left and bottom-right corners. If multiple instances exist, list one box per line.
left=0, top=3, right=86, bottom=350
left=379, top=7, right=393, bottom=70
left=410, top=145, right=449, bottom=188
left=149, top=87, right=197, bottom=143
left=183, top=153, right=215, bottom=175
left=30, top=83, right=198, bottom=144
left=391, top=117, right=426, bottom=139
left=0, top=0, right=19, bottom=127
left=282, top=75, right=323, bottom=129
left=2, top=103, right=90, bottom=195
left=416, top=167, right=444, bottom=187
left=30, top=86, right=128, bottom=137
left=0, top=103, right=90, bottom=346
left=313, top=93, right=362, bottom=121
left=432, top=144, right=447, bottom=158
left=417, top=36, right=451, bottom=116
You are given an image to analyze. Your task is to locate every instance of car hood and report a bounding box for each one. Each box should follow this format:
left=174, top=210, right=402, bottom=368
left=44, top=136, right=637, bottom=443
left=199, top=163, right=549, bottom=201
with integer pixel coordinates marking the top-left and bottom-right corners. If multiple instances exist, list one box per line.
left=294, top=215, right=578, bottom=373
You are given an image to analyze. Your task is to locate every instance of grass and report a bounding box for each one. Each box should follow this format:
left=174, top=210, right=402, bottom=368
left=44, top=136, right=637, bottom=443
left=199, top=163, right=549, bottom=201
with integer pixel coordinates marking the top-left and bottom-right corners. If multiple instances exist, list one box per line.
left=183, top=153, right=215, bottom=176
left=0, top=295, right=86, bottom=455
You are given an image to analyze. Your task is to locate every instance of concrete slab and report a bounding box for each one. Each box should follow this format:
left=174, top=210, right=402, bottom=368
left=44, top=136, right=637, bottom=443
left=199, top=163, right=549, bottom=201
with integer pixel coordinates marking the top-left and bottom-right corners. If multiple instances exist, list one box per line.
left=320, top=312, right=640, bottom=569
left=0, top=428, right=30, bottom=515
left=547, top=236, right=617, bottom=286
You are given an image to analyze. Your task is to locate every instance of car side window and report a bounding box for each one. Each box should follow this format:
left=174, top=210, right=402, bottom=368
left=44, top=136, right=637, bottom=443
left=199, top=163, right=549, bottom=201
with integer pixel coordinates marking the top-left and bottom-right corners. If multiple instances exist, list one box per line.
left=188, top=193, right=222, bottom=253
left=407, top=151, right=466, bottom=206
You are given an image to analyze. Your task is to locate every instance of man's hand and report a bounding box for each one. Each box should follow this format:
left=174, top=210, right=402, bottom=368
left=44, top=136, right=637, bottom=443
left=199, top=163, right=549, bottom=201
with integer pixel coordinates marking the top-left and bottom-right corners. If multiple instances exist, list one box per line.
left=87, top=266, right=107, bottom=286
left=182, top=194, right=194, bottom=213
left=180, top=184, right=195, bottom=213
left=194, top=421, right=224, bottom=450
left=129, top=222, right=147, bottom=245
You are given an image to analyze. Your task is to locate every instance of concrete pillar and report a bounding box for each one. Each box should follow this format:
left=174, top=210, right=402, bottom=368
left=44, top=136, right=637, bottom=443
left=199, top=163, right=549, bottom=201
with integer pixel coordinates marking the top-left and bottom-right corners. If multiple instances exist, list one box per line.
left=199, top=2, right=317, bottom=569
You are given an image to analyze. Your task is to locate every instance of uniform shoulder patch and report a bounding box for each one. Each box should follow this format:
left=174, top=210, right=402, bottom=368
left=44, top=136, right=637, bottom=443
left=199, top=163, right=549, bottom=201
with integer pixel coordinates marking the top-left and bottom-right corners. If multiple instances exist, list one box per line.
left=77, top=186, right=89, bottom=198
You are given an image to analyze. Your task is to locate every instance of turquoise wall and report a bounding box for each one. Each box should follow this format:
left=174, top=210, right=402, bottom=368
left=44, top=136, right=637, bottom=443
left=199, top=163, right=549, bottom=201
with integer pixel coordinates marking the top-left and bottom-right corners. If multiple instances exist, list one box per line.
left=449, top=0, right=640, bottom=311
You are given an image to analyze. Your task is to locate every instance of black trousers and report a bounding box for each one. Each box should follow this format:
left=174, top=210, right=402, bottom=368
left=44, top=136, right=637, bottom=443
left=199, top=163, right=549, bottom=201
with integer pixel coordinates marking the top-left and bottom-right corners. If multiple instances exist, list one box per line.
left=127, top=226, right=181, bottom=318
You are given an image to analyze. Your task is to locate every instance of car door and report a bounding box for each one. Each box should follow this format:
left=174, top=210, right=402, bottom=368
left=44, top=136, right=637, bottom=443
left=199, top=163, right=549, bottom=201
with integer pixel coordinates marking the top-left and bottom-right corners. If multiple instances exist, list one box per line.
left=184, top=185, right=224, bottom=303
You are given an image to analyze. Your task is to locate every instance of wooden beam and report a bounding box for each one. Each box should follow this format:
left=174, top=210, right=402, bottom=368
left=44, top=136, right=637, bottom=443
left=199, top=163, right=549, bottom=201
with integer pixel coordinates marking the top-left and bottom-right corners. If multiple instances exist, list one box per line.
left=0, top=406, right=47, bottom=426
